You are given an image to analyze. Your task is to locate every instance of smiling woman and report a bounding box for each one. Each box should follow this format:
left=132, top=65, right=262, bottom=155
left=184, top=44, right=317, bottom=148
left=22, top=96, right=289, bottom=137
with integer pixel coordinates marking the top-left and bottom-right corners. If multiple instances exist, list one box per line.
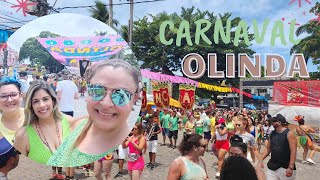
left=47, top=59, right=142, bottom=167
left=0, top=77, right=24, bottom=144
left=13, top=80, right=76, bottom=166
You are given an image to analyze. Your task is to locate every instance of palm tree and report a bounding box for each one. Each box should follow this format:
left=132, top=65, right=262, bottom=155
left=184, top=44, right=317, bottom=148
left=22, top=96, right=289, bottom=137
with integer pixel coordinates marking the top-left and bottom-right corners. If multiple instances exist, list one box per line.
left=290, top=2, right=320, bottom=64
left=89, top=0, right=119, bottom=28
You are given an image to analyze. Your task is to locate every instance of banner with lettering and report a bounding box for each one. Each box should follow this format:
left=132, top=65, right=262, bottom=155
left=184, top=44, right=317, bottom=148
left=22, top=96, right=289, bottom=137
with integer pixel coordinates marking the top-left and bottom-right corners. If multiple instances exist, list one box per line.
left=159, top=82, right=170, bottom=107
left=273, top=80, right=320, bottom=107
left=152, top=83, right=163, bottom=108
left=179, top=84, right=196, bottom=110
left=37, top=35, right=127, bottom=65
left=141, top=86, right=147, bottom=109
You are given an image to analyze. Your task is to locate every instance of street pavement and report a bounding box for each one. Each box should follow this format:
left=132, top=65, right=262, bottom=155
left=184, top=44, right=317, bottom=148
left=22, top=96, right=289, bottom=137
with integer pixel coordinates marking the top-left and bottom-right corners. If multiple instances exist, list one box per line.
left=8, top=96, right=320, bottom=180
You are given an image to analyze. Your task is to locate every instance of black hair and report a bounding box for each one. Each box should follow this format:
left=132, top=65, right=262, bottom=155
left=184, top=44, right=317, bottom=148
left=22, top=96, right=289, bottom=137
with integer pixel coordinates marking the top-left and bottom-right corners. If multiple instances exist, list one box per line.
left=0, top=148, right=19, bottom=168
left=178, top=134, right=203, bottom=156
left=220, top=156, right=258, bottom=180
left=230, top=135, right=248, bottom=154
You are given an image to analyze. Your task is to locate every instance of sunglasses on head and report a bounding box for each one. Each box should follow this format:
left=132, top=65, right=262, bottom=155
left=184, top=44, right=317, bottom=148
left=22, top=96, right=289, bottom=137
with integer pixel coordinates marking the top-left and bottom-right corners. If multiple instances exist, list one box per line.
left=235, top=124, right=242, bottom=127
left=87, top=84, right=135, bottom=106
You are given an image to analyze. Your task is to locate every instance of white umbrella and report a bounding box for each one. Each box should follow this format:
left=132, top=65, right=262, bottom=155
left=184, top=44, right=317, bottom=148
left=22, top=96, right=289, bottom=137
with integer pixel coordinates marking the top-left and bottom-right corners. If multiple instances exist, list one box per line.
left=269, top=104, right=320, bottom=127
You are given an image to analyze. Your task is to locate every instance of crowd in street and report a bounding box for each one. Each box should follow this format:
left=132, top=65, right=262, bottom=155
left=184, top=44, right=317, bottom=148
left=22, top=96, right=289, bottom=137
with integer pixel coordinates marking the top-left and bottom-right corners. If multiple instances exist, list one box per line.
left=0, top=59, right=319, bottom=180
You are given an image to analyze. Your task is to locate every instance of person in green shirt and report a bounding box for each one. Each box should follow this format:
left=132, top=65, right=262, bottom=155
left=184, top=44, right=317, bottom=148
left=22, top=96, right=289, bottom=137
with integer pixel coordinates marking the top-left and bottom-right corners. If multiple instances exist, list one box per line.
left=168, top=110, right=179, bottom=149
left=202, top=111, right=212, bottom=152
left=160, top=109, right=170, bottom=146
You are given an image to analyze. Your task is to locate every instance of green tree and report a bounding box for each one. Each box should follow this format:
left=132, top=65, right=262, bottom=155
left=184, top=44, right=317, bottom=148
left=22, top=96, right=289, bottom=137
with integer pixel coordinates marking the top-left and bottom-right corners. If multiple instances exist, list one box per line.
left=19, top=31, right=64, bottom=73
left=290, top=2, right=320, bottom=71
left=132, top=7, right=255, bottom=99
left=89, top=0, right=119, bottom=28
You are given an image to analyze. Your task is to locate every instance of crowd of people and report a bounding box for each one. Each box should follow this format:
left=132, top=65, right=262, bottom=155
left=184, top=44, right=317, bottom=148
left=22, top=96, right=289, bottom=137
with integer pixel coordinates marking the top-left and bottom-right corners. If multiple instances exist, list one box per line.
left=0, top=59, right=319, bottom=180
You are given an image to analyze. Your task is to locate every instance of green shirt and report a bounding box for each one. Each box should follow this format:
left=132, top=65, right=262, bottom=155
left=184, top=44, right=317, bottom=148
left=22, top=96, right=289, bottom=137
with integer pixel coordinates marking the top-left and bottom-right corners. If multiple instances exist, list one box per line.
left=161, top=114, right=170, bottom=128
left=136, top=116, right=142, bottom=123
left=169, top=116, right=179, bottom=131
left=203, top=116, right=211, bottom=132
left=159, top=111, right=163, bottom=123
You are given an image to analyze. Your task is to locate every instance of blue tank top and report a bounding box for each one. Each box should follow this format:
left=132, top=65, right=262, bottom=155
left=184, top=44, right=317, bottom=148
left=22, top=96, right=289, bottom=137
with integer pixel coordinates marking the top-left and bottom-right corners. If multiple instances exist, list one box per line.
left=250, top=126, right=255, bottom=137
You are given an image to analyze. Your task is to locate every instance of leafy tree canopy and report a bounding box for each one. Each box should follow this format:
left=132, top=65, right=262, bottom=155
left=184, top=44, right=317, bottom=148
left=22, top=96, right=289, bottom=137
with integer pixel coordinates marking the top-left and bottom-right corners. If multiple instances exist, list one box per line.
left=19, top=31, right=64, bottom=73
left=131, top=7, right=255, bottom=98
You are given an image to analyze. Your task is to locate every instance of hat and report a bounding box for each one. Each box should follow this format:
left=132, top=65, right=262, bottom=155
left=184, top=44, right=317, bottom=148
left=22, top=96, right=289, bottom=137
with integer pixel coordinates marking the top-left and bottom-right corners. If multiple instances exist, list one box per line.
left=0, top=138, right=13, bottom=155
left=218, top=117, right=225, bottom=124
left=275, top=114, right=287, bottom=124
left=61, top=69, right=70, bottom=76
left=19, top=71, right=27, bottom=77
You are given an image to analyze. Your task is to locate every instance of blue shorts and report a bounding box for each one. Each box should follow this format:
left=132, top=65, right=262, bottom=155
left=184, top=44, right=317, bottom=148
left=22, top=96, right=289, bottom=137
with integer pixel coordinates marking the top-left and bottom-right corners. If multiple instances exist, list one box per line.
left=204, top=131, right=212, bottom=140
left=162, top=128, right=169, bottom=136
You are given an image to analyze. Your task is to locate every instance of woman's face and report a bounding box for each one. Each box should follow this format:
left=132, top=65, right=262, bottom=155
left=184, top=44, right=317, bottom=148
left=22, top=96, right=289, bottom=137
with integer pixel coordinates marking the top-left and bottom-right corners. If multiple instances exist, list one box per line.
left=229, top=147, right=246, bottom=158
left=31, top=89, right=54, bottom=120
left=86, top=67, right=138, bottom=132
left=248, top=118, right=253, bottom=126
left=0, top=84, right=22, bottom=113
left=235, top=118, right=245, bottom=130
left=132, top=126, right=138, bottom=135
left=196, top=138, right=206, bottom=156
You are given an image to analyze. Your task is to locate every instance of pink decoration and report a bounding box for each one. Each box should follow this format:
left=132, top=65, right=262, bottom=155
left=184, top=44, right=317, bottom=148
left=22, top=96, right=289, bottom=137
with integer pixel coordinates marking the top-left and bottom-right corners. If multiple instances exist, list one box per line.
left=288, top=0, right=312, bottom=8
left=140, top=69, right=198, bottom=86
left=310, top=13, right=320, bottom=25
left=11, top=0, right=38, bottom=17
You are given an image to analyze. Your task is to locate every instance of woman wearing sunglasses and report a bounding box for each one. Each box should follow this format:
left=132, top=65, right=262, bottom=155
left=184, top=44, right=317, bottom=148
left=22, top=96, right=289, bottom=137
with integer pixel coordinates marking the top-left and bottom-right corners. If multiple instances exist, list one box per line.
left=0, top=77, right=24, bottom=145
left=122, top=123, right=146, bottom=180
left=234, top=116, right=261, bottom=164
left=229, top=135, right=266, bottom=180
left=168, top=134, right=209, bottom=180
left=47, top=59, right=141, bottom=167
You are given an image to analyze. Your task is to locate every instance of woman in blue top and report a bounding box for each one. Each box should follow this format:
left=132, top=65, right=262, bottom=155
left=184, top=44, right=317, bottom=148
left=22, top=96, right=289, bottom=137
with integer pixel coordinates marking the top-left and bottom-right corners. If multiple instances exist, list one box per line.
left=167, top=134, right=209, bottom=180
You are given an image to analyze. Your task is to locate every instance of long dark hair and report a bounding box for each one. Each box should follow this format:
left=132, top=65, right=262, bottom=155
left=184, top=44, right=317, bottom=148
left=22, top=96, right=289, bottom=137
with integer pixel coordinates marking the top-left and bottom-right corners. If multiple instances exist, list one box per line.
left=178, top=134, right=203, bottom=156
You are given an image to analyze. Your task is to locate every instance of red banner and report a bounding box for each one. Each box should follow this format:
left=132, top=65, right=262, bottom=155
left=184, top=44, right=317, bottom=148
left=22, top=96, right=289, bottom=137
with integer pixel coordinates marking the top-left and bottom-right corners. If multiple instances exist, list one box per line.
left=160, top=82, right=170, bottom=107
left=152, top=84, right=163, bottom=108
left=273, top=80, right=320, bottom=107
left=179, top=84, right=196, bottom=110
left=141, top=87, right=147, bottom=109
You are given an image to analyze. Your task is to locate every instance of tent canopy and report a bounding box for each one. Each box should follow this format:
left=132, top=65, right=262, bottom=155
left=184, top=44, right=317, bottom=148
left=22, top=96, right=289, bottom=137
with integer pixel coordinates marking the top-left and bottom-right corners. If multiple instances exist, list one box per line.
left=268, top=104, right=320, bottom=127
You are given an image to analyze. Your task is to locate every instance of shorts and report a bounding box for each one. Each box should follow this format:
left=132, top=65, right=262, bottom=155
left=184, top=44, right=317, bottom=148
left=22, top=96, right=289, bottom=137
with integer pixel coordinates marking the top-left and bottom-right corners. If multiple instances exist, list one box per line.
left=215, top=140, right=230, bottom=151
left=203, top=131, right=211, bottom=140
left=118, top=145, right=128, bottom=159
left=168, top=130, right=178, bottom=139
left=162, top=128, right=169, bottom=136
left=147, top=140, right=158, bottom=153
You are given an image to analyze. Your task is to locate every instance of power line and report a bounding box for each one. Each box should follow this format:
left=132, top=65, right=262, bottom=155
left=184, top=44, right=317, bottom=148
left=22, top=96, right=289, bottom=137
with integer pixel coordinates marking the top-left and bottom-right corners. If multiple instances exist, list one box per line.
left=56, top=0, right=167, bottom=11
left=49, top=0, right=59, bottom=14
left=0, top=20, right=30, bottom=24
left=0, top=12, right=26, bottom=22
left=0, top=0, right=15, bottom=6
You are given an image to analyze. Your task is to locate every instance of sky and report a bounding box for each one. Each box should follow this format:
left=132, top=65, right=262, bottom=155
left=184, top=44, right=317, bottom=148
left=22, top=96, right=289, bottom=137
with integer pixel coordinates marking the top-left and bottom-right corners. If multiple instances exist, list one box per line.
left=0, top=0, right=319, bottom=72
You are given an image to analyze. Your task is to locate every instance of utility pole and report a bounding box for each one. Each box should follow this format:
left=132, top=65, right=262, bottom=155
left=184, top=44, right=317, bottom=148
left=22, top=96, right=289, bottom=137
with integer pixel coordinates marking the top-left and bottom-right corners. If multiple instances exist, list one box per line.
left=129, top=0, right=133, bottom=48
left=3, top=46, right=8, bottom=76
left=109, top=0, right=113, bottom=28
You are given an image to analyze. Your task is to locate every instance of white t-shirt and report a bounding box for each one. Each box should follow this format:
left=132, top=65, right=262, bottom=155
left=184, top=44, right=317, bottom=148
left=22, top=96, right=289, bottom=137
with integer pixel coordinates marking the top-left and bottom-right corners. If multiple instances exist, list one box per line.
left=56, top=80, right=78, bottom=112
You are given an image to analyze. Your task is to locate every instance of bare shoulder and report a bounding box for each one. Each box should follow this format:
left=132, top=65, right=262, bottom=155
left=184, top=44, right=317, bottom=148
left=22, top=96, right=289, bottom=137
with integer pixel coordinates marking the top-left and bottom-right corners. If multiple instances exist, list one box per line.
left=14, top=126, right=29, bottom=155
left=170, top=157, right=184, bottom=169
left=67, top=115, right=89, bottom=131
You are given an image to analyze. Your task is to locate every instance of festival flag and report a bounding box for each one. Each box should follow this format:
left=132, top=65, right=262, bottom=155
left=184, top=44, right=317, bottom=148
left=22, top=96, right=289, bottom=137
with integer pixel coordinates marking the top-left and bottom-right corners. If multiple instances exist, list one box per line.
left=152, top=83, right=163, bottom=108
left=141, top=86, right=147, bottom=109
left=159, top=82, right=170, bottom=107
left=79, top=60, right=90, bottom=77
left=179, top=84, right=196, bottom=110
